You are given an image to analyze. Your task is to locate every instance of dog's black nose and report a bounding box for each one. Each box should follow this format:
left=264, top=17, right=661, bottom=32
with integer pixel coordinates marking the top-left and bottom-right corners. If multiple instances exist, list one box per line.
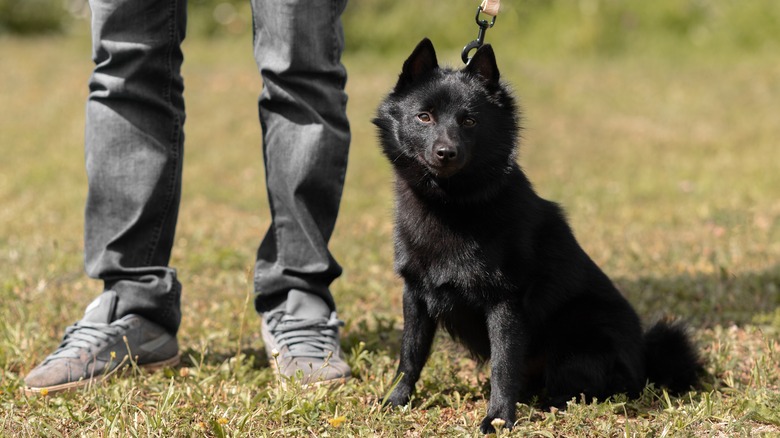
left=435, top=146, right=458, bottom=162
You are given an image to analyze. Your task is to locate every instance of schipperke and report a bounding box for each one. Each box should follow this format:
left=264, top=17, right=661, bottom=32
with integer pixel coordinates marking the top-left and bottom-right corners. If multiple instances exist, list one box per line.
left=373, top=38, right=701, bottom=433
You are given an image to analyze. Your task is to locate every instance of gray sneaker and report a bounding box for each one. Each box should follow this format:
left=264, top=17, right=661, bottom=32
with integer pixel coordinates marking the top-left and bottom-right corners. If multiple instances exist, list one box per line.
left=261, top=291, right=351, bottom=386
left=23, top=291, right=180, bottom=396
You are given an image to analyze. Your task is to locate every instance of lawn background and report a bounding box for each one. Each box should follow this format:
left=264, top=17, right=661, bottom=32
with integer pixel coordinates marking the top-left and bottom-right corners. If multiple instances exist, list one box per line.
left=1, top=0, right=779, bottom=436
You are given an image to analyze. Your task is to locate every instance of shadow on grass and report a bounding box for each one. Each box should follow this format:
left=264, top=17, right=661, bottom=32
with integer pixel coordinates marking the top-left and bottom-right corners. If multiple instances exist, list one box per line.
left=616, top=263, right=780, bottom=328
left=343, top=313, right=403, bottom=357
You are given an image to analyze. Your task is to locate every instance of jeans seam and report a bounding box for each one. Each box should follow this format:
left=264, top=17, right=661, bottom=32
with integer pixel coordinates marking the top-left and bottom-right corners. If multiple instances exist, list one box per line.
left=143, top=0, right=182, bottom=269
left=333, top=1, right=348, bottom=199
left=330, top=2, right=337, bottom=65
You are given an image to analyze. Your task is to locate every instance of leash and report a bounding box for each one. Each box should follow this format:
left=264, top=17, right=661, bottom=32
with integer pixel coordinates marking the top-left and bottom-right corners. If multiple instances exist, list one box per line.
left=461, top=0, right=500, bottom=64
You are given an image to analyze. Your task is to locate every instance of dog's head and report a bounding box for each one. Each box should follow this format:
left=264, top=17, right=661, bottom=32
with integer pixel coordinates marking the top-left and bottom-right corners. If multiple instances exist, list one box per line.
left=374, top=38, right=519, bottom=199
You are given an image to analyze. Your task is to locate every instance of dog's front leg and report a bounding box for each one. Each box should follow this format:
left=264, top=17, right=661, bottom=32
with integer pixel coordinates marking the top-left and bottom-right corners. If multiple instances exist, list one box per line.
left=480, top=301, right=525, bottom=433
left=384, top=285, right=436, bottom=407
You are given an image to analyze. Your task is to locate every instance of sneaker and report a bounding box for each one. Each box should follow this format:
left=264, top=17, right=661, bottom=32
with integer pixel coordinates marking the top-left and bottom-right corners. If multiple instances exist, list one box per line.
left=261, top=290, right=351, bottom=386
left=23, top=291, right=180, bottom=396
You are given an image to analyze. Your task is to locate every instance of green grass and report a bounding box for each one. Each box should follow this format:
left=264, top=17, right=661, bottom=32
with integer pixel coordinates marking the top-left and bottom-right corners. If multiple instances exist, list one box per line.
left=1, top=29, right=780, bottom=436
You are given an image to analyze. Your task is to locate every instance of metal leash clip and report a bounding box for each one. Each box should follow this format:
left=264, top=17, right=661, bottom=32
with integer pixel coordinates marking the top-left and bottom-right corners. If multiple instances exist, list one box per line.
left=461, top=6, right=497, bottom=64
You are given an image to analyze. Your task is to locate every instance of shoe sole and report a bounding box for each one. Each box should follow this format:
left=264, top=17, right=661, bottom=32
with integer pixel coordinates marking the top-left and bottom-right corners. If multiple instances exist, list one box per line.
left=267, top=355, right=351, bottom=390
left=22, top=353, right=181, bottom=397
left=305, top=376, right=351, bottom=389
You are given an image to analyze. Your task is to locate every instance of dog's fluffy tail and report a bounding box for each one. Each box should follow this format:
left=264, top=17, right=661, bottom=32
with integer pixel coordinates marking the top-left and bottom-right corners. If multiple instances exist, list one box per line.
left=643, top=320, right=702, bottom=393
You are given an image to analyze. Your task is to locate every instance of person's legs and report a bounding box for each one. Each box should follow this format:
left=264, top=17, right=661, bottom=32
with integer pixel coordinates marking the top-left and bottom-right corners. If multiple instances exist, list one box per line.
left=84, top=0, right=187, bottom=334
left=250, top=0, right=350, bottom=313
left=249, top=0, right=351, bottom=384
left=23, top=0, right=185, bottom=394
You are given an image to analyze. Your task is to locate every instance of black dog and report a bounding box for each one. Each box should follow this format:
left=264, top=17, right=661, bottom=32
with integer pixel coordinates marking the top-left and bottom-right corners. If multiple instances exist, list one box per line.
left=374, top=39, right=701, bottom=433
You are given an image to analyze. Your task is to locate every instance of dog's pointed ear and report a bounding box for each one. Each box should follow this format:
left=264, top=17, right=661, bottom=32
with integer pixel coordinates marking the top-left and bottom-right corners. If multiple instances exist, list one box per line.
left=395, top=38, right=438, bottom=92
left=465, top=44, right=500, bottom=87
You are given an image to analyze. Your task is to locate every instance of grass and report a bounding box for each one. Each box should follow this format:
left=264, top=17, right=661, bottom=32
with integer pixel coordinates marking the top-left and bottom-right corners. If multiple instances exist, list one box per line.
left=1, top=27, right=780, bottom=436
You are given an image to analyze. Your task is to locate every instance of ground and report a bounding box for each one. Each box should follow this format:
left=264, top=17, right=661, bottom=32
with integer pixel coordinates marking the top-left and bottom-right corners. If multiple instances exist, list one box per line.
left=1, top=32, right=779, bottom=436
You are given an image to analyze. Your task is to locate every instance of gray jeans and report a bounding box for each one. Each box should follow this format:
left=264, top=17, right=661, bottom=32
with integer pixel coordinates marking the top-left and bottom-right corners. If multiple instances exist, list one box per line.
left=84, top=0, right=350, bottom=334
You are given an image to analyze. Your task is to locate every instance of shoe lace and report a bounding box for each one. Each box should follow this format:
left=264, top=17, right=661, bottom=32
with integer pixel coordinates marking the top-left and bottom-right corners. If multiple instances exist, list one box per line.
left=45, top=320, right=132, bottom=362
left=265, top=311, right=344, bottom=359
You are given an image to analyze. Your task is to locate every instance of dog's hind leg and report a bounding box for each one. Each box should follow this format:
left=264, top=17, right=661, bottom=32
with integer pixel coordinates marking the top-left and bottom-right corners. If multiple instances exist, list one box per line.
left=384, top=286, right=437, bottom=407
left=480, top=302, right=526, bottom=434
left=543, top=354, right=611, bottom=408
left=543, top=351, right=642, bottom=409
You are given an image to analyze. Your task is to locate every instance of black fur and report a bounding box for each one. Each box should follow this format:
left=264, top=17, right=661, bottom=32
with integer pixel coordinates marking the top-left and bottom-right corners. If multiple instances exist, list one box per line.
left=374, top=39, right=702, bottom=433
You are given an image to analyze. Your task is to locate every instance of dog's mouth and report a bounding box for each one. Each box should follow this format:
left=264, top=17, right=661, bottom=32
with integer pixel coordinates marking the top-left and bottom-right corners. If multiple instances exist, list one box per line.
left=417, top=154, right=465, bottom=179
left=429, top=165, right=462, bottom=179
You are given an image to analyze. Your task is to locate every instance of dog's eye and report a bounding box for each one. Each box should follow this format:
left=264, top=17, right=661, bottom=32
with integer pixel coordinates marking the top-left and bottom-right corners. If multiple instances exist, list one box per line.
left=461, top=117, right=477, bottom=127
left=417, top=112, right=433, bottom=123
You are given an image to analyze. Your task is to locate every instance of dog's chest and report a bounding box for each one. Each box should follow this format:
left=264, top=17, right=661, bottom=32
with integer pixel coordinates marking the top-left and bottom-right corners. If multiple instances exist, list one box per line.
left=394, top=206, right=511, bottom=295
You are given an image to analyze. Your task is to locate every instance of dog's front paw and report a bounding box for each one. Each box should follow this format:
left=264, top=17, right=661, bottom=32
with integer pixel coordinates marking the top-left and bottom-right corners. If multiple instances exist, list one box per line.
left=382, top=387, right=412, bottom=408
left=479, top=413, right=515, bottom=434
